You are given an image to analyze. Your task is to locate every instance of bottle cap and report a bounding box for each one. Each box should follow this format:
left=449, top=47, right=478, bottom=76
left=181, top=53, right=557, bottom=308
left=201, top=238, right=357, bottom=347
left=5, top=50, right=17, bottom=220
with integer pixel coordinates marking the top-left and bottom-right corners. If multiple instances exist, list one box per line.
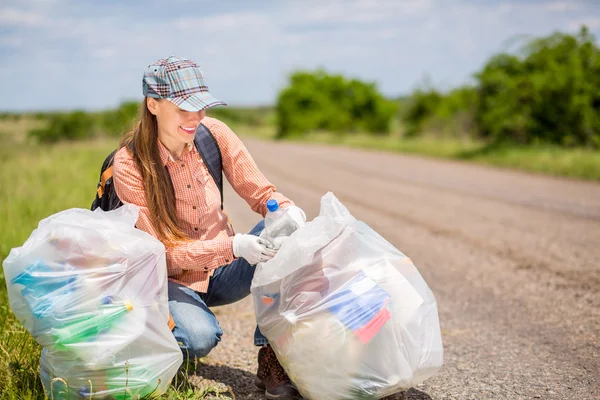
left=124, top=301, right=134, bottom=312
left=266, top=199, right=279, bottom=212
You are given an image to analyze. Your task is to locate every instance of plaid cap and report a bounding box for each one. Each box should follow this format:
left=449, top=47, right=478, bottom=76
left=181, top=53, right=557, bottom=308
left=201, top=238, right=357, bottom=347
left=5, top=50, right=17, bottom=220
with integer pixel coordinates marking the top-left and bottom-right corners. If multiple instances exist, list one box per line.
left=142, top=56, right=226, bottom=112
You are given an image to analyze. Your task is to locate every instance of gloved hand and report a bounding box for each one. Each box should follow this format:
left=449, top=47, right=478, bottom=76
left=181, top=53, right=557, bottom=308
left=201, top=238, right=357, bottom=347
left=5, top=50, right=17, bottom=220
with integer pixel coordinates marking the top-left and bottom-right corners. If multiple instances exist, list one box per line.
left=270, top=236, right=288, bottom=251
left=259, top=205, right=307, bottom=250
left=233, top=234, right=277, bottom=265
left=285, top=205, right=307, bottom=229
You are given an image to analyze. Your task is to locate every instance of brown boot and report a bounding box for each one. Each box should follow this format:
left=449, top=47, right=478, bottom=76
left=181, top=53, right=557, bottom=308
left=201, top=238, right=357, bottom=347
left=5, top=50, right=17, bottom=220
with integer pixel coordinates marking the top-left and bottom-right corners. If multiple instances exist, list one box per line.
left=255, top=345, right=302, bottom=399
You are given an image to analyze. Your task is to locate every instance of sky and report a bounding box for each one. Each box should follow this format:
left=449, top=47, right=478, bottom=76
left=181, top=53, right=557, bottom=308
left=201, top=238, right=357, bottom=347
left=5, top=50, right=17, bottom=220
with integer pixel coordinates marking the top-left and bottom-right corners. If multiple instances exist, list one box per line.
left=1, top=0, right=599, bottom=111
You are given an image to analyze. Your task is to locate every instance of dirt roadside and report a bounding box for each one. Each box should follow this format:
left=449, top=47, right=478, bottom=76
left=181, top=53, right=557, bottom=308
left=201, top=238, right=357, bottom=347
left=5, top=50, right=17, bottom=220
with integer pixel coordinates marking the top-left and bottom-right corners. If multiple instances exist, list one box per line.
left=196, top=139, right=600, bottom=400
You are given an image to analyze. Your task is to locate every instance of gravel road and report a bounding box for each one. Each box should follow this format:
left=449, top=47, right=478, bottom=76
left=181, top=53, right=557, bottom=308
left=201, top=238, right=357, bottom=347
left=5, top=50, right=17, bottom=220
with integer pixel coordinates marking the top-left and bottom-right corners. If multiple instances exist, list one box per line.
left=194, top=138, right=600, bottom=400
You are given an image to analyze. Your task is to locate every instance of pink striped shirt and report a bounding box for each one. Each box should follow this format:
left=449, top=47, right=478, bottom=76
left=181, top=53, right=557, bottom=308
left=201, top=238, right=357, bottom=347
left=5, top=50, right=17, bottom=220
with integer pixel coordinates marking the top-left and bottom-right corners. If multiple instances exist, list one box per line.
left=113, top=116, right=292, bottom=292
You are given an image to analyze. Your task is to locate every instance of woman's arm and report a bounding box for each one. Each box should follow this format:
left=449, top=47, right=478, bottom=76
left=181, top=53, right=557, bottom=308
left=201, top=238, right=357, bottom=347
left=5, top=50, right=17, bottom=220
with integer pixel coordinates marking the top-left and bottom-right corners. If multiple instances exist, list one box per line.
left=112, top=148, right=234, bottom=274
left=203, top=117, right=293, bottom=217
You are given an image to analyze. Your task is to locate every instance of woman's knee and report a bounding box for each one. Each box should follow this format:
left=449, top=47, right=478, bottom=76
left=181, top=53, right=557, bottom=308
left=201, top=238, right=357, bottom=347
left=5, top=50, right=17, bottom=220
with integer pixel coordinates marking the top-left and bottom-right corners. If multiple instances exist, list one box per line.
left=178, top=322, right=223, bottom=360
left=168, top=281, right=224, bottom=359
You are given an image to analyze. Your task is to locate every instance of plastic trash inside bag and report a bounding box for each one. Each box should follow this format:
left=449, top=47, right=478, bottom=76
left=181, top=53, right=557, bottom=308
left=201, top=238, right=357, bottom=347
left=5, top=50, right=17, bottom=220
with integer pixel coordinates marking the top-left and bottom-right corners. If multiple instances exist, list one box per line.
left=39, top=347, right=173, bottom=399
left=251, top=192, right=443, bottom=400
left=2, top=204, right=183, bottom=399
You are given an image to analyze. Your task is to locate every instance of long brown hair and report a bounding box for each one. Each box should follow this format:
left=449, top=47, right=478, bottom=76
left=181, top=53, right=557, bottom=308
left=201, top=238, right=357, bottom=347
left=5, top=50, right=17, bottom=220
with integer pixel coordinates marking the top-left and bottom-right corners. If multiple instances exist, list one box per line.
left=119, top=99, right=188, bottom=246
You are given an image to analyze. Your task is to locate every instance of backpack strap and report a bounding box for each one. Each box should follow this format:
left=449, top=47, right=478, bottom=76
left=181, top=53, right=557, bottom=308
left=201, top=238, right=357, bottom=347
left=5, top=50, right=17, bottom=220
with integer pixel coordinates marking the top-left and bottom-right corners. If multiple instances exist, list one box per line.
left=97, top=166, right=114, bottom=198
left=194, top=123, right=224, bottom=210
left=92, top=149, right=119, bottom=211
left=97, top=149, right=119, bottom=198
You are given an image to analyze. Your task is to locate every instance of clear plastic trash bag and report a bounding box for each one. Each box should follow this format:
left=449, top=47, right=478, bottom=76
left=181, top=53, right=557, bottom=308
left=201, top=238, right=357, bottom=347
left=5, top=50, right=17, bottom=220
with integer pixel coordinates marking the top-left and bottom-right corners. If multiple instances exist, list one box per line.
left=251, top=192, right=443, bottom=400
left=2, top=204, right=183, bottom=399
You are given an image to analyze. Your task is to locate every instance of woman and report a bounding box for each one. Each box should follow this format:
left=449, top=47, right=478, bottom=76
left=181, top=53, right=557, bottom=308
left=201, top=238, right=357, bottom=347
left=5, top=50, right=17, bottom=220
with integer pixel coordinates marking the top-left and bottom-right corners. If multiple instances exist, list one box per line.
left=113, top=56, right=306, bottom=400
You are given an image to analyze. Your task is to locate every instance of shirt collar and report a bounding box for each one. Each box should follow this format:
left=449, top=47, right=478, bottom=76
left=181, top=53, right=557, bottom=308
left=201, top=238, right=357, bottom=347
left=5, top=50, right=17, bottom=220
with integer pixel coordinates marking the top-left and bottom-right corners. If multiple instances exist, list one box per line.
left=157, top=140, right=195, bottom=166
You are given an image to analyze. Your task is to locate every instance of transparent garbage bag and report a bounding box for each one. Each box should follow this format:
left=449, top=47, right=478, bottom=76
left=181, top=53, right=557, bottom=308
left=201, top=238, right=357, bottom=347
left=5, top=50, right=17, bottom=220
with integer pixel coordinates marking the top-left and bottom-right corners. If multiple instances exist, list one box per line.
left=251, top=193, right=443, bottom=400
left=2, top=204, right=183, bottom=399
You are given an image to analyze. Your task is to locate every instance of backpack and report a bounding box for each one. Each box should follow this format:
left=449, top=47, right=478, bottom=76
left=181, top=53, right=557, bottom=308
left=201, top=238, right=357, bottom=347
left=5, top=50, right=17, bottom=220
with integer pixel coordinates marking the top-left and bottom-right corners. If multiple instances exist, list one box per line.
left=91, top=123, right=224, bottom=212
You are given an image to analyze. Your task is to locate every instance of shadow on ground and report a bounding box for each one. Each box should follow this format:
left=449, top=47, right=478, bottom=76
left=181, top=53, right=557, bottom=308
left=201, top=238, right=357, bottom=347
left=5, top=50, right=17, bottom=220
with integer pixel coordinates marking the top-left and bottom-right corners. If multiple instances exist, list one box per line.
left=387, top=388, right=433, bottom=399
left=187, top=363, right=433, bottom=400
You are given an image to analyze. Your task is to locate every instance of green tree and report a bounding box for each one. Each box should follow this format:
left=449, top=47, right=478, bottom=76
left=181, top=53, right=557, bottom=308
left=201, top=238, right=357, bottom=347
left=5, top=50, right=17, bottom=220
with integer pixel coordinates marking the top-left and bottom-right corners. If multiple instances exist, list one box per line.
left=402, top=88, right=443, bottom=137
left=276, top=70, right=396, bottom=138
left=476, top=26, right=600, bottom=146
left=100, top=101, right=140, bottom=137
left=29, top=110, right=95, bottom=143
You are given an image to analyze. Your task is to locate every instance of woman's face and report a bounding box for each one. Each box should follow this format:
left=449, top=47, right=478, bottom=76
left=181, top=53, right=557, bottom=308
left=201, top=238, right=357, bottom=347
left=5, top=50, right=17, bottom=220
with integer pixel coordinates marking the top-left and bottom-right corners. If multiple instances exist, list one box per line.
left=147, top=98, right=205, bottom=147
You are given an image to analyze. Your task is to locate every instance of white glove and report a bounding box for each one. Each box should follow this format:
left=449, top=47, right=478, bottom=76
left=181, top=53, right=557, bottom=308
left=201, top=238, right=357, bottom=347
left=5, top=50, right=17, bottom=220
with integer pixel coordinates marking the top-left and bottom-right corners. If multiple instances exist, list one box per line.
left=233, top=234, right=277, bottom=265
left=285, top=205, right=307, bottom=228
left=268, top=236, right=288, bottom=251
left=258, top=233, right=289, bottom=251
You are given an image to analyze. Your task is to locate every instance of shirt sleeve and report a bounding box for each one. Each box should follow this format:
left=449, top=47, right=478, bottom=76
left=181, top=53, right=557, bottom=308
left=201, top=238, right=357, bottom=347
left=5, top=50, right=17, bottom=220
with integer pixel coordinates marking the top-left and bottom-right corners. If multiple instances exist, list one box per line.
left=112, top=148, right=234, bottom=273
left=203, top=117, right=293, bottom=216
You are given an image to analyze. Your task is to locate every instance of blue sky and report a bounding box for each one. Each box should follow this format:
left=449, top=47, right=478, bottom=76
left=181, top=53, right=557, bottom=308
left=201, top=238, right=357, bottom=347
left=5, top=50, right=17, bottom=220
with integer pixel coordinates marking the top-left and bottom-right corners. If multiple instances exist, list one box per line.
left=1, top=0, right=599, bottom=111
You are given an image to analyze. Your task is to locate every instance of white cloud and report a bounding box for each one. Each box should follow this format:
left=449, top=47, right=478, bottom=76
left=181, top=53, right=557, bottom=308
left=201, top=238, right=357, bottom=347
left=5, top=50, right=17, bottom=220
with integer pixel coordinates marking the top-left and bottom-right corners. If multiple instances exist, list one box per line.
left=543, top=1, right=584, bottom=12
left=281, top=0, right=433, bottom=27
left=176, top=11, right=264, bottom=31
left=568, top=17, right=600, bottom=31
left=90, top=47, right=118, bottom=60
left=0, top=8, right=45, bottom=26
left=0, top=36, right=23, bottom=48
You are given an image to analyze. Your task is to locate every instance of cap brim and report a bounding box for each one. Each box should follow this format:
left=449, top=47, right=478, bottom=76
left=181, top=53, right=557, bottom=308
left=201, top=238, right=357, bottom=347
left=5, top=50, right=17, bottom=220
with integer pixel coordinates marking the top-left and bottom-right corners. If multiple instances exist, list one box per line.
left=167, top=92, right=227, bottom=112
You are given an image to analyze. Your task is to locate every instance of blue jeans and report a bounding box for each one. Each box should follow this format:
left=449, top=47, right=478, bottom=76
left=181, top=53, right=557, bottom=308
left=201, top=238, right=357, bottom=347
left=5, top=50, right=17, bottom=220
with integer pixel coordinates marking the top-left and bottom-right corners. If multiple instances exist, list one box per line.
left=168, top=220, right=268, bottom=360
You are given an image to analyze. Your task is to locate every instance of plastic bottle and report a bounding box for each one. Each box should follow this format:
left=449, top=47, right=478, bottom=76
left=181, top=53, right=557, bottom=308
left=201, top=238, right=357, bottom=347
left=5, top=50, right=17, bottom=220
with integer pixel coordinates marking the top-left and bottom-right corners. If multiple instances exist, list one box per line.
left=264, top=200, right=296, bottom=242
left=53, top=301, right=133, bottom=348
left=11, top=261, right=77, bottom=318
left=11, top=261, right=77, bottom=291
left=106, top=364, right=159, bottom=400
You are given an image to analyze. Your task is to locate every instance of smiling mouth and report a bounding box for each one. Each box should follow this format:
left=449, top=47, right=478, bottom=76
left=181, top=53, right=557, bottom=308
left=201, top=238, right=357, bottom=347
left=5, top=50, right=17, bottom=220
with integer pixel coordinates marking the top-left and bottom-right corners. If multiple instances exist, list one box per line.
left=180, top=126, right=196, bottom=133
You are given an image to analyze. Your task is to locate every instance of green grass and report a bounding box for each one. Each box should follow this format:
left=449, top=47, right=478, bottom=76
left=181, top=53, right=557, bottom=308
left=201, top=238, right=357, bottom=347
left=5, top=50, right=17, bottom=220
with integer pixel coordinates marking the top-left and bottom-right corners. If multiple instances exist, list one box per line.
left=454, top=141, right=600, bottom=180
left=0, top=119, right=230, bottom=399
left=238, top=127, right=600, bottom=181
left=0, top=137, right=116, bottom=399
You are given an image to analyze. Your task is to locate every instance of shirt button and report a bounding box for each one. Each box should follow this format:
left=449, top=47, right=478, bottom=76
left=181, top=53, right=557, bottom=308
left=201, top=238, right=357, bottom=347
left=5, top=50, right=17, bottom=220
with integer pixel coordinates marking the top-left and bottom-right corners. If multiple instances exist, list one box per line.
left=187, top=184, right=191, bottom=188
left=225, top=259, right=230, bottom=263
left=203, top=267, right=209, bottom=272
left=194, top=227, right=198, bottom=231
left=181, top=163, right=185, bottom=167
left=192, top=206, right=197, bottom=210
